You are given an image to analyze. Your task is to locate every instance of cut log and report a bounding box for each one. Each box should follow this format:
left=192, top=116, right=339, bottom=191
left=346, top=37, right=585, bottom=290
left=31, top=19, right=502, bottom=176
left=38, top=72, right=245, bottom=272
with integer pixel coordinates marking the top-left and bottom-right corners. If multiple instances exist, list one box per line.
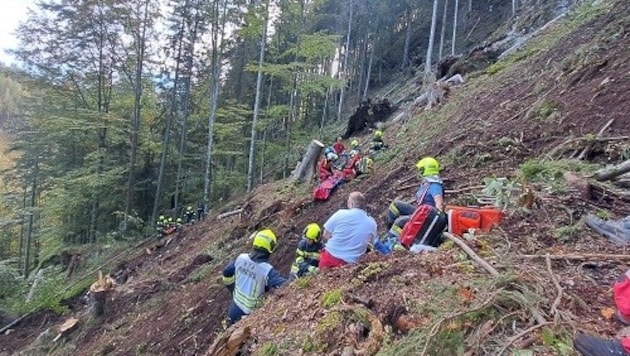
left=291, top=139, right=325, bottom=182
left=53, top=317, right=79, bottom=342
left=218, top=208, right=244, bottom=219
left=595, top=159, right=630, bottom=181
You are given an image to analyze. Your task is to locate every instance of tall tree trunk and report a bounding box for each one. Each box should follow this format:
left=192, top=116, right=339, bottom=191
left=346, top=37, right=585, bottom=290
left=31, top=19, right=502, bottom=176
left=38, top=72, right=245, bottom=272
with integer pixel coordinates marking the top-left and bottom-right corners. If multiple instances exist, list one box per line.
left=284, top=0, right=305, bottom=178
left=362, top=33, right=375, bottom=101
left=425, top=0, right=440, bottom=75
left=320, top=86, right=331, bottom=138
left=124, top=0, right=151, bottom=231
left=203, top=0, right=228, bottom=204
left=512, top=0, right=517, bottom=16
left=452, top=0, right=459, bottom=55
left=24, top=157, right=38, bottom=279
left=260, top=78, right=273, bottom=183
left=439, top=0, right=449, bottom=60
left=18, top=182, right=27, bottom=275
left=356, top=32, right=368, bottom=103
left=401, top=8, right=412, bottom=71
left=246, top=0, right=270, bottom=192
left=336, top=0, right=353, bottom=122
left=174, top=7, right=200, bottom=214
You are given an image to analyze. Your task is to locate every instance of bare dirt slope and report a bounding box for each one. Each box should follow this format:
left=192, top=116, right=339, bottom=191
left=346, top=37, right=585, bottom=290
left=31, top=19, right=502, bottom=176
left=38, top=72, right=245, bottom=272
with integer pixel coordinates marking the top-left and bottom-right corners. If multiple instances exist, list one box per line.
left=1, top=0, right=629, bottom=355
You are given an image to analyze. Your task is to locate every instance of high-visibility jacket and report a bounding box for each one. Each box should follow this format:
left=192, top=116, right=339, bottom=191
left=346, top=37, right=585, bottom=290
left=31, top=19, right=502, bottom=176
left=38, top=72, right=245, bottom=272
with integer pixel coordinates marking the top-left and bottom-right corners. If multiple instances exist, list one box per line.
left=222, top=252, right=285, bottom=315
left=290, top=239, right=323, bottom=277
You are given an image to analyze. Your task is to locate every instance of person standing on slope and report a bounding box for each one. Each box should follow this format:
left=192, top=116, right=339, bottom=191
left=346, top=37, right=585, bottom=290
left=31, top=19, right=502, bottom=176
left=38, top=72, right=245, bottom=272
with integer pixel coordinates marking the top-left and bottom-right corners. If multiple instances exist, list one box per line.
left=319, top=191, right=378, bottom=268
left=222, top=229, right=287, bottom=324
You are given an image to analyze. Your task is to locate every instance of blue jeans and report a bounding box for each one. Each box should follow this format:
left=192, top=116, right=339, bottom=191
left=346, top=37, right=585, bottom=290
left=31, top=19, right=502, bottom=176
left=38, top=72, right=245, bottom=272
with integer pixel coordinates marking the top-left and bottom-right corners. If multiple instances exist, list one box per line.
left=227, top=302, right=247, bottom=325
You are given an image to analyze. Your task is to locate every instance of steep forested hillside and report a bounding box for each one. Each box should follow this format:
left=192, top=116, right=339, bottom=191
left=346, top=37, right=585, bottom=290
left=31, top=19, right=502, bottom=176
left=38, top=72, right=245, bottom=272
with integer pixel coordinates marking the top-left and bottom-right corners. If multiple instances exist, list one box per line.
left=1, top=0, right=629, bottom=355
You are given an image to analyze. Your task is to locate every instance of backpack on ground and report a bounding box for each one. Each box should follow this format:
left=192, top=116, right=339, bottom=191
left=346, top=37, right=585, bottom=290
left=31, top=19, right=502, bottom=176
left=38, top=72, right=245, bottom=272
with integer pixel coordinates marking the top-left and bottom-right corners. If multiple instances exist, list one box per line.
left=399, top=205, right=447, bottom=248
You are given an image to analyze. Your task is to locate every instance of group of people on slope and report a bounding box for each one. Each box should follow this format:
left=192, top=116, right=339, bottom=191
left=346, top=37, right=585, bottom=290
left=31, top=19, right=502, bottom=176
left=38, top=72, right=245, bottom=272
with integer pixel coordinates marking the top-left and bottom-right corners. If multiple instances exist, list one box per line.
left=155, top=203, right=207, bottom=238
left=222, top=156, right=444, bottom=325
left=318, top=131, right=387, bottom=182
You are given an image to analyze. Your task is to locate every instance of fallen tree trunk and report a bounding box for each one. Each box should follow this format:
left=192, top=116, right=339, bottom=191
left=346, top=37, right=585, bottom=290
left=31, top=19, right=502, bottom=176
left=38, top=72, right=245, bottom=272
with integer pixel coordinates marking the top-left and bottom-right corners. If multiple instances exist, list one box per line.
left=291, top=140, right=325, bottom=182
left=218, top=208, right=244, bottom=219
left=595, top=159, right=630, bottom=181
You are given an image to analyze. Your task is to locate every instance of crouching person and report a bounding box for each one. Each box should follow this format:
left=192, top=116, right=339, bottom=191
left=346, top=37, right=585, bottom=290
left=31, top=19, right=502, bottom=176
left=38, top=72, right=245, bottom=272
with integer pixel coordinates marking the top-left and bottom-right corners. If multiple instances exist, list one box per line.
left=290, top=223, right=324, bottom=278
left=222, top=229, right=287, bottom=325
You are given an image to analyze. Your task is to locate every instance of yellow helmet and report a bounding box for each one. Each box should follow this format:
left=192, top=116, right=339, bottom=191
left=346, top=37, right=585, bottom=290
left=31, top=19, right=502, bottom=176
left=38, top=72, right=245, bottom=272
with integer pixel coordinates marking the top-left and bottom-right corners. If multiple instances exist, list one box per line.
left=415, top=157, right=440, bottom=176
left=303, top=223, right=321, bottom=241
left=252, top=228, right=277, bottom=253
left=187, top=206, right=193, bottom=211
left=350, top=139, right=359, bottom=148
left=374, top=130, right=383, bottom=138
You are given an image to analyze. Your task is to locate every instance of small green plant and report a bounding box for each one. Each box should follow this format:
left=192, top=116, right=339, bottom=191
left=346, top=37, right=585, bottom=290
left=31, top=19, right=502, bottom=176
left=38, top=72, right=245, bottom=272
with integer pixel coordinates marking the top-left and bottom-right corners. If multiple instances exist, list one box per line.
left=186, top=264, right=214, bottom=284
left=486, top=62, right=507, bottom=75
left=292, top=275, right=312, bottom=289
left=260, top=342, right=278, bottom=356
left=321, top=288, right=342, bottom=308
left=541, top=327, right=573, bottom=356
left=596, top=210, right=610, bottom=220
left=537, top=100, right=557, bottom=119
left=482, top=177, right=519, bottom=209
left=553, top=224, right=582, bottom=242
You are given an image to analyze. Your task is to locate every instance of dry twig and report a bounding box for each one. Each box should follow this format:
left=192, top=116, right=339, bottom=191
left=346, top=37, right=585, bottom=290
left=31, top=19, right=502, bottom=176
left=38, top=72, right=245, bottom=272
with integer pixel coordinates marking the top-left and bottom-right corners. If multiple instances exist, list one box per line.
left=443, top=232, right=499, bottom=276
left=545, top=255, right=564, bottom=322
left=496, top=322, right=552, bottom=355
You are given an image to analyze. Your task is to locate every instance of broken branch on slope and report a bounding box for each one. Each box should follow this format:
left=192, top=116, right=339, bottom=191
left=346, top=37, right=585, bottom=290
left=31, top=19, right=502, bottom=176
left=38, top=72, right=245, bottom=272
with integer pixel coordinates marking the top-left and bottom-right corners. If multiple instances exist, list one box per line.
left=519, top=253, right=630, bottom=261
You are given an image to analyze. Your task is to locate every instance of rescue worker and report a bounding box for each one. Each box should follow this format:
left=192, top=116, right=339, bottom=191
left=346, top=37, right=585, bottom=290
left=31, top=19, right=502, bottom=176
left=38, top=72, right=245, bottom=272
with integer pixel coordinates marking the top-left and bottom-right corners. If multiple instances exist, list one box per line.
left=222, top=229, right=287, bottom=324
left=332, top=136, right=345, bottom=155
left=197, top=202, right=206, bottom=222
left=290, top=223, right=324, bottom=278
left=156, top=215, right=166, bottom=238
left=318, top=150, right=339, bottom=181
left=415, top=157, right=444, bottom=211
left=349, top=139, right=361, bottom=156
left=176, top=217, right=183, bottom=231
left=369, top=130, right=386, bottom=155
left=185, top=206, right=195, bottom=224
left=379, top=158, right=445, bottom=251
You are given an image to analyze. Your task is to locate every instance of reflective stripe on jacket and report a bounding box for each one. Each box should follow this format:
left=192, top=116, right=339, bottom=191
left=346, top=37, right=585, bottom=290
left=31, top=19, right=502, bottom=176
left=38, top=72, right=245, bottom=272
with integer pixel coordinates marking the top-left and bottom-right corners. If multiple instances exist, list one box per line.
left=233, top=253, right=273, bottom=314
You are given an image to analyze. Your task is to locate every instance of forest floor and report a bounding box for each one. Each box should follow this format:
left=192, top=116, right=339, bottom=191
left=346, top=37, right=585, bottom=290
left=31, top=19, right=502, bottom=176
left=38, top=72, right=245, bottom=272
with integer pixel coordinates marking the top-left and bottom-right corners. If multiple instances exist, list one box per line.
left=1, top=0, right=630, bottom=355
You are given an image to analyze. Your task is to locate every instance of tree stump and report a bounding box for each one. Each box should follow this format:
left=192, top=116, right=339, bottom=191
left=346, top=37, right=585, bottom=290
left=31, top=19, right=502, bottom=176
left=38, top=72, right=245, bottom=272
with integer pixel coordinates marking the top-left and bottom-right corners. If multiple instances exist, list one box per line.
left=291, top=139, right=325, bottom=182
left=205, top=325, right=251, bottom=356
left=89, top=272, right=115, bottom=317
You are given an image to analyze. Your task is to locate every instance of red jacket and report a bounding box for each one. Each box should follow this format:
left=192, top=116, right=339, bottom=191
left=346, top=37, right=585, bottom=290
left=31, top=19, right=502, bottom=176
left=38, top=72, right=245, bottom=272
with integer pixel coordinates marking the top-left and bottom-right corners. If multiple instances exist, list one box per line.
left=333, top=142, right=345, bottom=154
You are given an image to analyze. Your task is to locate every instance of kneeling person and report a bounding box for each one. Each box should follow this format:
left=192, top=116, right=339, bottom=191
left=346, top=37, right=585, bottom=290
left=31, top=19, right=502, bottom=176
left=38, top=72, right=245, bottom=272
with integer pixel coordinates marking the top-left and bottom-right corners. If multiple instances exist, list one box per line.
left=290, top=223, right=324, bottom=278
left=222, top=229, right=287, bottom=324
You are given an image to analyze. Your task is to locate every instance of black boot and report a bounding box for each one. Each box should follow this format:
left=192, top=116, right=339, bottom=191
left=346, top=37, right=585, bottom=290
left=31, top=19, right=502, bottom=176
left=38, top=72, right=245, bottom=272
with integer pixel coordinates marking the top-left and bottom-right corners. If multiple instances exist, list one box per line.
left=574, top=333, right=630, bottom=356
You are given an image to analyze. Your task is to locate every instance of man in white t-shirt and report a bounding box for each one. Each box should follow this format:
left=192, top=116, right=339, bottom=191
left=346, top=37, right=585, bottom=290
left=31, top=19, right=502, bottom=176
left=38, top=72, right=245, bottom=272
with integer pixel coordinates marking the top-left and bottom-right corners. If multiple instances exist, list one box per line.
left=320, top=191, right=377, bottom=268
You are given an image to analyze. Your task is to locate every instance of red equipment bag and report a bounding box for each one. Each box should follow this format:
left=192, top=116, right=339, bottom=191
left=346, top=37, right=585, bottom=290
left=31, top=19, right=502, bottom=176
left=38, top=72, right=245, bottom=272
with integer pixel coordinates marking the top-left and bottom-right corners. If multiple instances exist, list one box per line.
left=313, top=175, right=344, bottom=201
left=399, top=204, right=447, bottom=248
left=445, top=205, right=503, bottom=236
